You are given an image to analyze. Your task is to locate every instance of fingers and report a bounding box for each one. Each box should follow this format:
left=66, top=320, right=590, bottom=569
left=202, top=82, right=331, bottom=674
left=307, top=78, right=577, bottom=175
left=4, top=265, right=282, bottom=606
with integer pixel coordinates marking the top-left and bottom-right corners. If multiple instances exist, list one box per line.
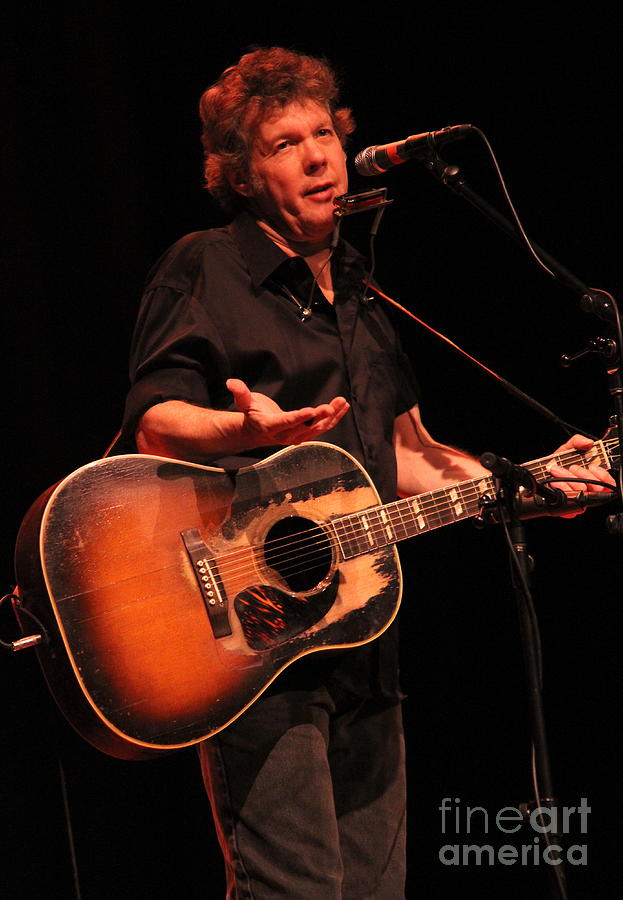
left=579, top=464, right=615, bottom=491
left=556, top=434, right=594, bottom=453
left=549, top=433, right=616, bottom=497
left=548, top=461, right=616, bottom=517
left=275, top=406, right=322, bottom=429
left=228, top=379, right=351, bottom=447
left=548, top=463, right=614, bottom=494
left=274, top=397, right=350, bottom=444
left=226, top=378, right=253, bottom=413
left=308, top=397, right=350, bottom=434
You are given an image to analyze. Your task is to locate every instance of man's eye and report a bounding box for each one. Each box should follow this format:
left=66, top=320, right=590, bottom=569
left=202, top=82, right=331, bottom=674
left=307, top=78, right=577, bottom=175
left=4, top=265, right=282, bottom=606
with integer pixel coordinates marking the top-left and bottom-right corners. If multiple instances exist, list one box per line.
left=318, top=128, right=334, bottom=137
left=275, top=140, right=292, bottom=151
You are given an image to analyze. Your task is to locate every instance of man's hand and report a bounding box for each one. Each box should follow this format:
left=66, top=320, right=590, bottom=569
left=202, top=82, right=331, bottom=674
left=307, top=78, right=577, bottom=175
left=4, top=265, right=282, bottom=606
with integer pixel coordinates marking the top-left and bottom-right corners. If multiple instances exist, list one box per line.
left=227, top=378, right=350, bottom=447
left=136, top=382, right=350, bottom=462
left=547, top=434, right=615, bottom=516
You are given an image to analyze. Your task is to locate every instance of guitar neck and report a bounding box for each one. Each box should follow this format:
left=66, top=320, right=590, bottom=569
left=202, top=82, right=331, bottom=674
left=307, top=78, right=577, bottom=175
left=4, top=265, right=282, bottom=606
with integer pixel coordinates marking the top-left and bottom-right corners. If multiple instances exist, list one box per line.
left=332, top=435, right=617, bottom=559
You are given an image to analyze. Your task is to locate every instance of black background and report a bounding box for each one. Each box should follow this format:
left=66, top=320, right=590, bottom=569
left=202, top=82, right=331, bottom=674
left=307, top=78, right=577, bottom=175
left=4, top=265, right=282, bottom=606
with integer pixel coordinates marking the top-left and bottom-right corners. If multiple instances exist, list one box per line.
left=3, top=3, right=622, bottom=897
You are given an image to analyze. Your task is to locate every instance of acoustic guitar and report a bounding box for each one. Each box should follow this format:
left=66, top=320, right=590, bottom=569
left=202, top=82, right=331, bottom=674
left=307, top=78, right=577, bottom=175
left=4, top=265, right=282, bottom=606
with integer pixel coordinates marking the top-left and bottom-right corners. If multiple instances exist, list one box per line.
left=13, top=435, right=616, bottom=759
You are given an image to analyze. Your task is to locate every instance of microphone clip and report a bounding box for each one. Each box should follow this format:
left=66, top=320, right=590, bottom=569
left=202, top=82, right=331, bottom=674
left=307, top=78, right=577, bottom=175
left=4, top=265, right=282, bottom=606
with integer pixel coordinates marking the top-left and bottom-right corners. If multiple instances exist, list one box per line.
left=480, top=450, right=562, bottom=509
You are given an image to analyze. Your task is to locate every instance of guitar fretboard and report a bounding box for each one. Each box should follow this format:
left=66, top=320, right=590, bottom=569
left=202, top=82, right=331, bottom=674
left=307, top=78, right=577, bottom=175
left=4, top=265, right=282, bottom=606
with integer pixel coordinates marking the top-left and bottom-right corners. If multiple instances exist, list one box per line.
left=332, top=437, right=615, bottom=560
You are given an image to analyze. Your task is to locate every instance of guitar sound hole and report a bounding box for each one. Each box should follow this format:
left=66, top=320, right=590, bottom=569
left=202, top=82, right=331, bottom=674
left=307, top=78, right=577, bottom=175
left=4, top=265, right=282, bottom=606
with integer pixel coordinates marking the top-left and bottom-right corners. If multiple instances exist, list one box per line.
left=264, top=516, right=332, bottom=593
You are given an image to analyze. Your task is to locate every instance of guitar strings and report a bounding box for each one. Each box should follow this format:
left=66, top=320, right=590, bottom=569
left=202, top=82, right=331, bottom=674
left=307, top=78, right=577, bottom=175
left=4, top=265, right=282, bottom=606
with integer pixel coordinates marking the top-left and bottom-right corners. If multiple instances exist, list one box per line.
left=218, top=483, right=482, bottom=582
left=212, top=441, right=612, bottom=579
left=206, top=442, right=614, bottom=583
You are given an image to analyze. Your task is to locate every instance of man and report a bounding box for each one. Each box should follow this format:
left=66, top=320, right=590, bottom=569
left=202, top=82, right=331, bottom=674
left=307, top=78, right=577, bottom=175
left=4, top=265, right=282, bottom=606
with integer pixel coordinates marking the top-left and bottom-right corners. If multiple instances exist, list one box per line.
left=122, top=47, right=611, bottom=898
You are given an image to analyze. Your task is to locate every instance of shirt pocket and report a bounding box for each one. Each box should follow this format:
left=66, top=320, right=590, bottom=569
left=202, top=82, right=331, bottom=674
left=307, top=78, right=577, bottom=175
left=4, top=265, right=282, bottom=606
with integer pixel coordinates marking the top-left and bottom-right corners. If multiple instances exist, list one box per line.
left=358, top=348, right=404, bottom=441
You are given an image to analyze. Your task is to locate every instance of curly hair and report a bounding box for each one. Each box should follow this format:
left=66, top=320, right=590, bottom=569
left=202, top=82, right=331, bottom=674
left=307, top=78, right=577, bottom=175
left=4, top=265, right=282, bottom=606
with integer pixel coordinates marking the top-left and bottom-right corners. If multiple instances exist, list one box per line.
left=199, top=47, right=355, bottom=216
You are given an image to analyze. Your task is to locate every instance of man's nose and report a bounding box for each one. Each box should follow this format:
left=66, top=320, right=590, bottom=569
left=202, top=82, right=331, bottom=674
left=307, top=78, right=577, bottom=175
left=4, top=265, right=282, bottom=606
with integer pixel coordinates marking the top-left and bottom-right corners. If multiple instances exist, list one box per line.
left=302, top=139, right=327, bottom=172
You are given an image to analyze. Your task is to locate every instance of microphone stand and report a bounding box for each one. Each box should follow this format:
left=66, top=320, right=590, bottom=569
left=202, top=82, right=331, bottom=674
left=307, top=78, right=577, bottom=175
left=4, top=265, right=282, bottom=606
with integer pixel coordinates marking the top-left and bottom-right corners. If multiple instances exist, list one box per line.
left=419, top=150, right=622, bottom=899
left=421, top=150, right=623, bottom=508
left=479, top=463, right=571, bottom=899
left=422, top=152, right=607, bottom=307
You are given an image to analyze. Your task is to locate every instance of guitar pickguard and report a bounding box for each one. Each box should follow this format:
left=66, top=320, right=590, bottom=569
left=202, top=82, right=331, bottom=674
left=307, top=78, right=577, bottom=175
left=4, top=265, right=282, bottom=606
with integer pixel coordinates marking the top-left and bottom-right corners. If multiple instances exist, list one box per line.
left=234, top=574, right=339, bottom=651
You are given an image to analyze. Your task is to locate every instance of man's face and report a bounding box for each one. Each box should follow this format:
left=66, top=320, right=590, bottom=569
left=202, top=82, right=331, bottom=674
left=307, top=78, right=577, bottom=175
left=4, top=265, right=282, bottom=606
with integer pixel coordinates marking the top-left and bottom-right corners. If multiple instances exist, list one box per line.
left=237, top=100, right=349, bottom=248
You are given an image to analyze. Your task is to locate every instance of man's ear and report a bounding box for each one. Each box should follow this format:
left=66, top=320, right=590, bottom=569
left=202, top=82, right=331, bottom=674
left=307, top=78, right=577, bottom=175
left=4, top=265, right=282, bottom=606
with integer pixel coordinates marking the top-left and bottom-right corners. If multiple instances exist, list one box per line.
left=226, top=167, right=253, bottom=199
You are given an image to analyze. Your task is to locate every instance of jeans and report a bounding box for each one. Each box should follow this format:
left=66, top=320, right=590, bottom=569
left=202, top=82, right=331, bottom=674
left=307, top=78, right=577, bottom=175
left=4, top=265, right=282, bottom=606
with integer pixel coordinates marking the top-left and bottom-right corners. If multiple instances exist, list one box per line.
left=198, top=680, right=407, bottom=899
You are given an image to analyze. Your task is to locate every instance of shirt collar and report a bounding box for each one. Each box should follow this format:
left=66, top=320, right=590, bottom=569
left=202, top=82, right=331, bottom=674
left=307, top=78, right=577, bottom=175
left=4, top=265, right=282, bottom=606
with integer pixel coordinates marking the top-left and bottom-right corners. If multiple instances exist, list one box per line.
left=229, top=211, right=290, bottom=290
left=229, top=209, right=369, bottom=295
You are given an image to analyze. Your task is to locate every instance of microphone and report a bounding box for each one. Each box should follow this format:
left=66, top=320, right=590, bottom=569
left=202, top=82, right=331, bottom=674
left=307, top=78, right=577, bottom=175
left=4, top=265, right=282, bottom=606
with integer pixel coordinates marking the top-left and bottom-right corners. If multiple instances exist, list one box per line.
left=354, top=124, right=474, bottom=176
left=480, top=451, right=567, bottom=506
left=480, top=452, right=536, bottom=493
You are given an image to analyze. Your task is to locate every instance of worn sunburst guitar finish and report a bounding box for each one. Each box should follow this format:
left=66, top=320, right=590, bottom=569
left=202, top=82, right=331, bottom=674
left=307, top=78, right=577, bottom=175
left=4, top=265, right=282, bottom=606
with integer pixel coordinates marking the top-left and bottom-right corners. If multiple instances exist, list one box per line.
left=14, top=436, right=616, bottom=759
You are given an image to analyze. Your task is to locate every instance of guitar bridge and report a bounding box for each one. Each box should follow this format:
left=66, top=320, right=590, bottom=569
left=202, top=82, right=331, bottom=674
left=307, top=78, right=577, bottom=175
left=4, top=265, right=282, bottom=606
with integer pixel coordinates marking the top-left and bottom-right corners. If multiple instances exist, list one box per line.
left=181, top=529, right=232, bottom=638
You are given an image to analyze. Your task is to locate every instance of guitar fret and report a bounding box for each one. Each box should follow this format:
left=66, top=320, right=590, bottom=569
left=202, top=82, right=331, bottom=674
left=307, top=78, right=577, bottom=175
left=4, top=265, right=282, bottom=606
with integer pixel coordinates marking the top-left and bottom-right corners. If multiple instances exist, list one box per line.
left=592, top=440, right=609, bottom=469
left=332, top=514, right=362, bottom=559
left=379, top=507, right=396, bottom=542
left=527, top=461, right=548, bottom=479
left=406, top=497, right=425, bottom=533
left=365, top=509, right=381, bottom=548
left=432, top=490, right=457, bottom=526
left=369, top=507, right=391, bottom=545
left=331, top=520, right=347, bottom=559
left=409, top=503, right=422, bottom=533
left=405, top=499, right=421, bottom=535
left=360, top=513, right=375, bottom=547
left=386, top=505, right=409, bottom=541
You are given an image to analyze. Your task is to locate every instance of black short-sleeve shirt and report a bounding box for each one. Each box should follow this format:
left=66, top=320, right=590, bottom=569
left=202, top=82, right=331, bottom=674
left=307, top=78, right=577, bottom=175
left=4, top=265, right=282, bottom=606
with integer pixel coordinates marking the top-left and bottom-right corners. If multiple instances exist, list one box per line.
left=122, top=211, right=419, bottom=697
left=122, top=212, right=418, bottom=505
